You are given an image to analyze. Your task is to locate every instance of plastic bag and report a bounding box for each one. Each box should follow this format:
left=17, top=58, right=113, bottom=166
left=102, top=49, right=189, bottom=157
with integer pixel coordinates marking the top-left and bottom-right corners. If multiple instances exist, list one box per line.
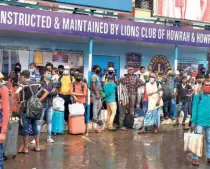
left=69, top=103, right=85, bottom=116
left=184, top=131, right=204, bottom=157
left=53, top=96, right=65, bottom=111
left=99, top=109, right=107, bottom=122
left=133, top=117, right=144, bottom=130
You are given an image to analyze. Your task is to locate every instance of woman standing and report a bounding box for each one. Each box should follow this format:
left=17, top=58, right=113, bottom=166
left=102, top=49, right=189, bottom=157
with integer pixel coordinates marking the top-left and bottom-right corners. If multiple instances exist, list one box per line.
left=138, top=73, right=163, bottom=134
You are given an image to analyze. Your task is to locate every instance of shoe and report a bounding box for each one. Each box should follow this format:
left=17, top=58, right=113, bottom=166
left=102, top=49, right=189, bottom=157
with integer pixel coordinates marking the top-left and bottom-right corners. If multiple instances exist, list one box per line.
left=30, top=139, right=36, bottom=145
left=173, top=120, right=179, bottom=126
left=120, top=127, right=128, bottom=131
left=47, top=137, right=54, bottom=143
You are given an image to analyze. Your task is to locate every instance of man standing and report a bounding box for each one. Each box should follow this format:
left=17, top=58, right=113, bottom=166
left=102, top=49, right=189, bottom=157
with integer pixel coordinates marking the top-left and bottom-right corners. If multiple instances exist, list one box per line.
left=162, top=70, right=176, bottom=120
left=136, top=66, right=148, bottom=109
left=0, top=73, right=10, bottom=169
left=29, top=63, right=41, bottom=83
left=174, top=76, right=194, bottom=126
left=37, top=69, right=57, bottom=143
left=16, top=70, right=48, bottom=153
left=104, top=77, right=118, bottom=130
left=120, top=67, right=144, bottom=115
left=91, top=65, right=103, bottom=122
left=58, top=66, right=73, bottom=122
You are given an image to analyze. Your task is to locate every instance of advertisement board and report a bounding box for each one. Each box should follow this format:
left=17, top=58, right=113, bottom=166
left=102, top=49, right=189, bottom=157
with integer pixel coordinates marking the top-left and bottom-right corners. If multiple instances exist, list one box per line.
left=42, top=0, right=132, bottom=12
left=153, top=0, right=210, bottom=23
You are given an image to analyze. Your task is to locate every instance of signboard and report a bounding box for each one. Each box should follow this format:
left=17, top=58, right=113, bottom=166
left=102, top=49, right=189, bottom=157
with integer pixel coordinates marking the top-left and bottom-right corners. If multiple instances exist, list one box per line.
left=125, top=52, right=142, bottom=69
left=1, top=5, right=210, bottom=47
left=148, top=55, right=171, bottom=77
left=43, top=0, right=132, bottom=12
left=153, top=0, right=210, bottom=23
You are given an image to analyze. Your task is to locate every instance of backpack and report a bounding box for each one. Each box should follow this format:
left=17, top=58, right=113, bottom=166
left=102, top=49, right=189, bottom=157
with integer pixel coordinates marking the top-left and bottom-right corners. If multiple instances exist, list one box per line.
left=56, top=74, right=73, bottom=89
left=124, top=113, right=134, bottom=128
left=25, top=83, right=43, bottom=120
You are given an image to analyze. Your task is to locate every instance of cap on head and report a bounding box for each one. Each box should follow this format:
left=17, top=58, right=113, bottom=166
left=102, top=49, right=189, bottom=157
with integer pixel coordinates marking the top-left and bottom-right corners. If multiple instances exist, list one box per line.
left=108, top=67, right=114, bottom=71
left=64, top=66, right=70, bottom=70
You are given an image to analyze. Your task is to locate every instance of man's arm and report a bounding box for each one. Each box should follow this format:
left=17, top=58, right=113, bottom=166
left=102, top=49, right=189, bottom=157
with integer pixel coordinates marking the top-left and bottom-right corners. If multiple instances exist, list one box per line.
left=40, top=88, right=49, bottom=102
left=201, top=0, right=207, bottom=20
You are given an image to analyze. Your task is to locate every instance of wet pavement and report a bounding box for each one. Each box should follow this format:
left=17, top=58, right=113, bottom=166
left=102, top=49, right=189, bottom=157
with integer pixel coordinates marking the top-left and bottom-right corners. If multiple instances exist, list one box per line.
left=4, top=126, right=210, bottom=169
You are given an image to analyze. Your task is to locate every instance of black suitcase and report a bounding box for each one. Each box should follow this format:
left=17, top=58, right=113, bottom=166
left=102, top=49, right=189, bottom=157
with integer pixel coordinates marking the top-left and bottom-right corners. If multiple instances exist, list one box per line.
left=4, top=121, right=19, bottom=159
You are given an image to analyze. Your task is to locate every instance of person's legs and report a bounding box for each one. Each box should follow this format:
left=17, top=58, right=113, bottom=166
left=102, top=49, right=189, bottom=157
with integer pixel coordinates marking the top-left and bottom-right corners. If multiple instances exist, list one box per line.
left=119, top=104, right=126, bottom=129
left=36, top=108, right=46, bottom=135
left=129, top=95, right=136, bottom=115
left=106, top=103, right=111, bottom=128
left=136, top=92, right=143, bottom=109
left=33, top=119, right=40, bottom=151
left=183, top=101, right=190, bottom=123
left=163, top=100, right=170, bottom=118
left=92, top=95, right=100, bottom=120
left=0, top=144, right=4, bottom=169
left=108, top=102, right=117, bottom=129
left=171, top=98, right=177, bottom=119
left=20, top=113, right=30, bottom=153
left=205, top=127, right=210, bottom=160
left=46, top=107, right=53, bottom=137
left=192, top=125, right=203, bottom=160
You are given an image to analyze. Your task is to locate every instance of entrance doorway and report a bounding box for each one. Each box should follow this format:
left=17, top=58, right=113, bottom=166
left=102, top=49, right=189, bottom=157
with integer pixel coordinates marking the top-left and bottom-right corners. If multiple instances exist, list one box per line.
left=92, top=55, right=120, bottom=80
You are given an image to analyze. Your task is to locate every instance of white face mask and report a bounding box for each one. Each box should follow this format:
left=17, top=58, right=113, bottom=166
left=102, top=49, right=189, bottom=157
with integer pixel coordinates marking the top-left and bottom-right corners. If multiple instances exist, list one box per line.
left=150, top=78, right=155, bottom=84
left=63, top=70, right=69, bottom=75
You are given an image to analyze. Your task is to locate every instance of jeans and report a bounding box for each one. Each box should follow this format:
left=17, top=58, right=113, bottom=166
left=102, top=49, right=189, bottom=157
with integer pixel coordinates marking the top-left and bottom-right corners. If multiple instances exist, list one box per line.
left=37, top=107, right=53, bottom=137
left=92, top=94, right=102, bottom=120
left=0, top=144, right=3, bottom=169
left=59, top=94, right=72, bottom=121
left=127, top=95, right=136, bottom=115
left=177, top=100, right=191, bottom=122
left=192, top=125, right=210, bottom=159
left=136, top=93, right=144, bottom=109
left=163, top=98, right=176, bottom=118
left=21, top=113, right=38, bottom=137
left=106, top=102, right=117, bottom=128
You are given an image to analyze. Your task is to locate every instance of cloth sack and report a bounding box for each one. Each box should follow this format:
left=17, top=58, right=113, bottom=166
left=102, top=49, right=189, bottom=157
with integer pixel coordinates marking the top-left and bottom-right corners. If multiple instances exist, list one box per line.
left=124, top=113, right=134, bottom=128
left=69, top=103, right=85, bottom=116
left=53, top=96, right=65, bottom=111
left=133, top=117, right=144, bottom=130
left=184, top=131, right=204, bottom=157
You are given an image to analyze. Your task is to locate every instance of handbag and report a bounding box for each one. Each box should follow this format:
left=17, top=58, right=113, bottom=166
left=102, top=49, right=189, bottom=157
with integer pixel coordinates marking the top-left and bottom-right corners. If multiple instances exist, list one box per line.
left=184, top=131, right=204, bottom=157
left=68, top=103, right=85, bottom=116
left=53, top=95, right=65, bottom=111
left=124, top=113, right=134, bottom=128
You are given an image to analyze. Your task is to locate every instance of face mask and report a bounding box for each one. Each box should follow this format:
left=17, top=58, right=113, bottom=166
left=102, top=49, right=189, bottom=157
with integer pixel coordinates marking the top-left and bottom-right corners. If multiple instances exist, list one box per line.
left=150, top=78, right=155, bottom=84
left=59, top=70, right=63, bottom=75
left=203, top=86, right=210, bottom=93
left=95, top=70, right=101, bottom=75
left=63, top=70, right=69, bottom=75
left=108, top=71, right=114, bottom=75
left=15, top=67, right=21, bottom=72
left=29, top=68, right=34, bottom=73
left=45, top=74, right=52, bottom=81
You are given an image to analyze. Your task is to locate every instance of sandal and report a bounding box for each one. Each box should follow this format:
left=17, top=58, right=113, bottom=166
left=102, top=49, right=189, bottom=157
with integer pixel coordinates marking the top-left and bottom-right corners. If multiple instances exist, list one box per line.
left=138, top=129, right=146, bottom=134
left=192, top=159, right=200, bottom=166
left=18, top=148, right=29, bottom=154
left=31, top=147, right=41, bottom=152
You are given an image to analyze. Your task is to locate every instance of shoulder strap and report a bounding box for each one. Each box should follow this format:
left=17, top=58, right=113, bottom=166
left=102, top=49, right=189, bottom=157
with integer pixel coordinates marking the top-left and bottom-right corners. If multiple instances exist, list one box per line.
left=81, top=82, right=84, bottom=92
left=199, top=92, right=202, bottom=100
left=26, top=82, right=35, bottom=96
left=58, top=74, right=63, bottom=81
left=73, top=82, right=75, bottom=92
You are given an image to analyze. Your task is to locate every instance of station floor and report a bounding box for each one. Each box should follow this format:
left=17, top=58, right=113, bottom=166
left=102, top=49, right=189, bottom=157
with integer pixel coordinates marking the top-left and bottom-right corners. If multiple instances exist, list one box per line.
left=4, top=126, right=209, bottom=169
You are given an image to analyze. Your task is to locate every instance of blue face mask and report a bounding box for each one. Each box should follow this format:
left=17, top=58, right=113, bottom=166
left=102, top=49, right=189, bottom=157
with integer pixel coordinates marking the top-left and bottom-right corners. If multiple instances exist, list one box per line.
left=45, top=74, right=52, bottom=81
left=29, top=68, right=34, bottom=73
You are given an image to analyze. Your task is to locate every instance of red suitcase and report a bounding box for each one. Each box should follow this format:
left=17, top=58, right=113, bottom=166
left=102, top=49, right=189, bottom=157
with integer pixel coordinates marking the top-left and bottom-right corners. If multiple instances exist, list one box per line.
left=68, top=116, right=85, bottom=135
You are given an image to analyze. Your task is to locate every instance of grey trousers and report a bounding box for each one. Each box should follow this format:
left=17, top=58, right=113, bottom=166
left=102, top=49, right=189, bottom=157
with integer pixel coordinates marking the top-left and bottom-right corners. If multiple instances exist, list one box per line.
left=92, top=94, right=102, bottom=120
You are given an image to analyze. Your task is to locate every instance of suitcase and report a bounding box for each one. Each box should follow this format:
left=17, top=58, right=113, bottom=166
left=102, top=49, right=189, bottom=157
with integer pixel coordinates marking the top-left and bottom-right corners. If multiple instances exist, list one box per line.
left=52, top=111, right=65, bottom=135
left=68, top=116, right=85, bottom=135
left=4, top=121, right=19, bottom=159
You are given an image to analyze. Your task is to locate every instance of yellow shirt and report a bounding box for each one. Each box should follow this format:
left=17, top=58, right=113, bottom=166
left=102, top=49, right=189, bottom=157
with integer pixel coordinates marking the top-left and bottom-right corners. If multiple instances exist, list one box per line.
left=59, top=75, right=73, bottom=95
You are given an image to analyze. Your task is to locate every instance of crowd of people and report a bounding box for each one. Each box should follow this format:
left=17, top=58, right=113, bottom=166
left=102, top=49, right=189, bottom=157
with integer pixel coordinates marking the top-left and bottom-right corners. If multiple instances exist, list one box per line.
left=0, top=62, right=209, bottom=168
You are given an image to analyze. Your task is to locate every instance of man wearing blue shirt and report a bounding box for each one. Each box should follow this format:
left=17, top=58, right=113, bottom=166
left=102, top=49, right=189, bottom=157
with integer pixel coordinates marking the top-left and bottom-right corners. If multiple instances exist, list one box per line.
left=103, top=77, right=118, bottom=130
left=29, top=63, right=41, bottom=83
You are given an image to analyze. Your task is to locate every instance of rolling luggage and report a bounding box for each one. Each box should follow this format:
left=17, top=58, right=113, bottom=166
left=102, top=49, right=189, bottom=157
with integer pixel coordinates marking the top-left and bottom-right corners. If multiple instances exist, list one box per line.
left=68, top=116, right=85, bottom=135
left=4, top=121, right=19, bottom=159
left=52, top=111, right=65, bottom=135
